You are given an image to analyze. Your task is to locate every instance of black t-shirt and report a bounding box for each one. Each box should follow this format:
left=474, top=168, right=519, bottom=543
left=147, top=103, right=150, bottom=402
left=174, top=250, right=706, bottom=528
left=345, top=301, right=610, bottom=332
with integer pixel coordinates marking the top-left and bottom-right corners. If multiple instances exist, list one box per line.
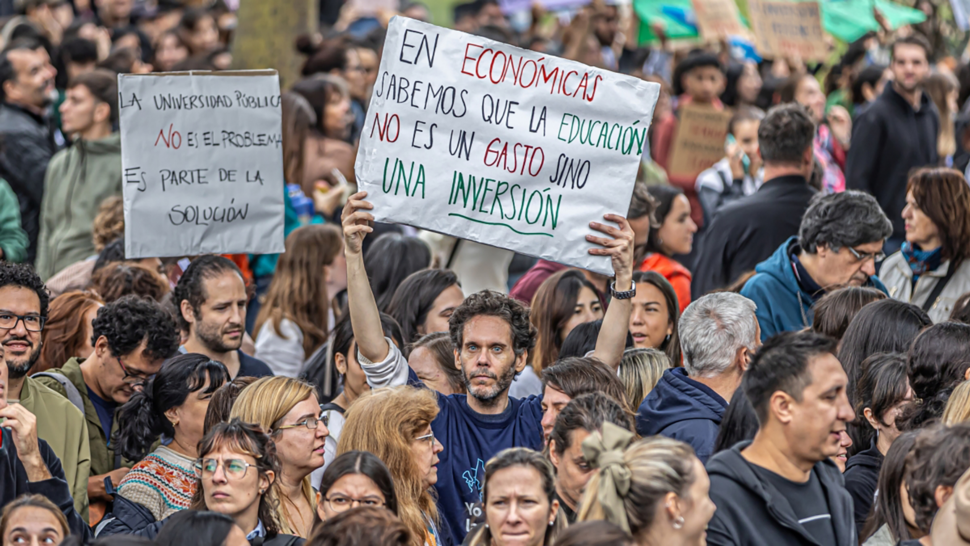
left=238, top=351, right=274, bottom=379
left=751, top=465, right=837, bottom=546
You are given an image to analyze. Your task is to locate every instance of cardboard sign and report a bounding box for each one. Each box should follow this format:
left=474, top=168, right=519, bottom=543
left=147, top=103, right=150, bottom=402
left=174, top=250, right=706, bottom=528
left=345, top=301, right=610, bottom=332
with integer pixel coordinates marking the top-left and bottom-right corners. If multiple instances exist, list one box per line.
left=748, top=0, right=828, bottom=62
left=667, top=105, right=733, bottom=179
left=355, top=17, right=660, bottom=276
left=692, top=0, right=748, bottom=39
left=119, top=71, right=286, bottom=259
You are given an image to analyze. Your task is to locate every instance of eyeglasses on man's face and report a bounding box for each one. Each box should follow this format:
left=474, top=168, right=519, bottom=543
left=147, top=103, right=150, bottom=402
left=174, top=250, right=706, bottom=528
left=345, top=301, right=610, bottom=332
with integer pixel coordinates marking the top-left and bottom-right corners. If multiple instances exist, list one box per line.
left=116, top=356, right=154, bottom=384
left=0, top=313, right=45, bottom=332
left=847, top=246, right=886, bottom=263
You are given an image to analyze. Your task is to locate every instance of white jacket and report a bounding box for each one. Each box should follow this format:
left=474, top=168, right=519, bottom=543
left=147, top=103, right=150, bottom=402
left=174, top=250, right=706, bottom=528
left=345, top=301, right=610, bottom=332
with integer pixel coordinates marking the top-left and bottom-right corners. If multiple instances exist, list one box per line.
left=879, top=251, right=970, bottom=323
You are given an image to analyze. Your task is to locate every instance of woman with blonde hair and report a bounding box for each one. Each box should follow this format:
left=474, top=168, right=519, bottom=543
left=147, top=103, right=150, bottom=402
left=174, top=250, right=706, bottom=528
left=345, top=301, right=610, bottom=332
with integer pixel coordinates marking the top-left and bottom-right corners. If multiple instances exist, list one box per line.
left=231, top=376, right=329, bottom=538
left=254, top=224, right=344, bottom=377
left=337, top=386, right=445, bottom=546
left=34, top=290, right=103, bottom=373
left=943, top=381, right=970, bottom=425
left=578, top=423, right=716, bottom=546
left=618, top=348, right=671, bottom=408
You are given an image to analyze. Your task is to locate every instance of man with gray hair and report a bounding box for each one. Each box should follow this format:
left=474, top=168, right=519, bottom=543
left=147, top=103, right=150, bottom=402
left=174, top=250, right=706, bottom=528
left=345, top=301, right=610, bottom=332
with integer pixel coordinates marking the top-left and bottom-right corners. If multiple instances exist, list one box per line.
left=636, top=292, right=760, bottom=463
left=741, top=190, right=892, bottom=342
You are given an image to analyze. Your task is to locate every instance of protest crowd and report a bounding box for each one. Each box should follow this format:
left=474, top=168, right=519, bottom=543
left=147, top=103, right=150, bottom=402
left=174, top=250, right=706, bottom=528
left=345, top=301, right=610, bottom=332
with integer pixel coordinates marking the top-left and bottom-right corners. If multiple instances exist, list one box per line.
left=7, top=0, right=970, bottom=546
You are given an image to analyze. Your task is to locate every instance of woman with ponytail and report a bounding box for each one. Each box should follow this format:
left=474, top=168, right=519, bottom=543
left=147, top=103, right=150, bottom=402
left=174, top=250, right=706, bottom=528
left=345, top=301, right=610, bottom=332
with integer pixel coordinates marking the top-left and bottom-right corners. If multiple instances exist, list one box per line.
left=577, top=423, right=715, bottom=546
left=114, top=354, right=230, bottom=522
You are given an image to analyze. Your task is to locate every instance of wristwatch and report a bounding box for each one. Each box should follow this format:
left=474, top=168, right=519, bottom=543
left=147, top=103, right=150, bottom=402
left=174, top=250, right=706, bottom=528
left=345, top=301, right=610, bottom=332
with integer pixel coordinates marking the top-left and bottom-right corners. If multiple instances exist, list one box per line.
left=610, top=281, right=636, bottom=300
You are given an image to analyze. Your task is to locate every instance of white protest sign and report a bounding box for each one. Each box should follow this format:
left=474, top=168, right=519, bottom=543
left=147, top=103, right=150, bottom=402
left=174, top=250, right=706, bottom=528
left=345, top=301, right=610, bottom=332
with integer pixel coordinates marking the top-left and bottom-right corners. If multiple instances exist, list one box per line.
left=355, top=17, right=660, bottom=276
left=119, top=70, right=286, bottom=259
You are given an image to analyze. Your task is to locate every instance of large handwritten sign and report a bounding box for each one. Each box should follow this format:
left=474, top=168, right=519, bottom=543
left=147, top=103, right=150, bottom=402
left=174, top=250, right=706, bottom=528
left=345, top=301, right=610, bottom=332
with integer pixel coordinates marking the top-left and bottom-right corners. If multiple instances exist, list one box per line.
left=119, top=71, right=286, bottom=259
left=748, top=0, right=828, bottom=62
left=692, top=0, right=748, bottom=40
left=355, top=17, right=659, bottom=276
left=667, top=105, right=733, bottom=179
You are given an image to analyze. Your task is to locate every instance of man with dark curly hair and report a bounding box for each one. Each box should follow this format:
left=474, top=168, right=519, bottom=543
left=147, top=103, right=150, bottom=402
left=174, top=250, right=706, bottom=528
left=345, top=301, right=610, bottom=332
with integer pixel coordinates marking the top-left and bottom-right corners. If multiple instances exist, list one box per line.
left=36, top=294, right=179, bottom=516
left=340, top=190, right=637, bottom=542
left=0, top=262, right=90, bottom=519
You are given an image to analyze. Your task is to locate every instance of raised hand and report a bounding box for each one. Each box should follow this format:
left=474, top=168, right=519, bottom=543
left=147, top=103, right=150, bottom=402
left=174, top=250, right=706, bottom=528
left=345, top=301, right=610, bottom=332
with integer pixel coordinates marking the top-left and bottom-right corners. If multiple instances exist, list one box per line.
left=340, top=191, right=375, bottom=256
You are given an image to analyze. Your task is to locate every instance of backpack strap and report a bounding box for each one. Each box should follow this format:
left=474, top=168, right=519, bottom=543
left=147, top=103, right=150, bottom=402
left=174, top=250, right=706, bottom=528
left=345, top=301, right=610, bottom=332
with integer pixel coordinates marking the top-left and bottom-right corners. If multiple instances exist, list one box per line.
left=921, top=262, right=959, bottom=313
left=32, top=372, right=84, bottom=414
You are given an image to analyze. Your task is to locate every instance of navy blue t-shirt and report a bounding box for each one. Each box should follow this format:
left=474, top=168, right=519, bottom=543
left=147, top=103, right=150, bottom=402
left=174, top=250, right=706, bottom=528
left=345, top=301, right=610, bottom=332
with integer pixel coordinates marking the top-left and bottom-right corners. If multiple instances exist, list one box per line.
left=429, top=383, right=543, bottom=542
left=87, top=386, right=117, bottom=446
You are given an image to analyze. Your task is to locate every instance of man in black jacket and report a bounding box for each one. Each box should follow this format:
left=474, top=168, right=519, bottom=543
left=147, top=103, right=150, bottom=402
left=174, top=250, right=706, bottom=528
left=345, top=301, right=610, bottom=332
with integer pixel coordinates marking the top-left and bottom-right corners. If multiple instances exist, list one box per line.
left=0, top=346, right=89, bottom=538
left=692, top=103, right=817, bottom=298
left=845, top=35, right=938, bottom=254
left=706, top=331, right=856, bottom=546
left=0, top=37, right=60, bottom=263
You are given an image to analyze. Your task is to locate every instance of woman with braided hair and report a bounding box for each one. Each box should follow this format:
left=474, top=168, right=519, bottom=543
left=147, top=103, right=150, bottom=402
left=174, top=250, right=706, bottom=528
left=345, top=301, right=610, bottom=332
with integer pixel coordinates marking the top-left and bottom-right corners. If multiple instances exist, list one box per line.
left=577, top=422, right=715, bottom=546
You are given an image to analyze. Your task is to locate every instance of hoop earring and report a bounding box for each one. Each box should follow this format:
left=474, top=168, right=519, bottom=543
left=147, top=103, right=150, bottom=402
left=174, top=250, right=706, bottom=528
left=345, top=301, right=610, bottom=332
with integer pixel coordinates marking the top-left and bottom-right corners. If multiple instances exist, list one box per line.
left=672, top=516, right=684, bottom=530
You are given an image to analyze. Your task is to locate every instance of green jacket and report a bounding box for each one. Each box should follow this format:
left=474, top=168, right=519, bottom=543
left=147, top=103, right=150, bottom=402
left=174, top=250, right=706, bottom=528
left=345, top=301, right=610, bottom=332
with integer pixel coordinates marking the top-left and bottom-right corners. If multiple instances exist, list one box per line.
left=18, top=375, right=91, bottom=521
left=0, top=178, right=28, bottom=262
left=34, top=358, right=133, bottom=478
left=36, top=133, right=122, bottom=280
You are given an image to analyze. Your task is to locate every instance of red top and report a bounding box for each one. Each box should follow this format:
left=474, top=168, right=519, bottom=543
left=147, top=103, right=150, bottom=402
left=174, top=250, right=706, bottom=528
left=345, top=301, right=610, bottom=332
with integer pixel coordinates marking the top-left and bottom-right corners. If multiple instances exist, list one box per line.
left=638, top=253, right=692, bottom=313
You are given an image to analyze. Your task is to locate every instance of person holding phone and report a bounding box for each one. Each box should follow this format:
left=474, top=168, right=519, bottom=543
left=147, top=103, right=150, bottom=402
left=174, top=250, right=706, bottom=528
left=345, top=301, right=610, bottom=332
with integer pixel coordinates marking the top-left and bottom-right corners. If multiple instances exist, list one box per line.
left=695, top=107, right=766, bottom=228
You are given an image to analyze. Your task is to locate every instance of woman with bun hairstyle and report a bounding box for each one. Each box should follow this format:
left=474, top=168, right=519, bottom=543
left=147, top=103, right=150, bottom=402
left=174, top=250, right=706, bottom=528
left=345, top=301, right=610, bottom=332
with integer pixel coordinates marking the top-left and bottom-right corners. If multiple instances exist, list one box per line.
left=114, top=354, right=230, bottom=521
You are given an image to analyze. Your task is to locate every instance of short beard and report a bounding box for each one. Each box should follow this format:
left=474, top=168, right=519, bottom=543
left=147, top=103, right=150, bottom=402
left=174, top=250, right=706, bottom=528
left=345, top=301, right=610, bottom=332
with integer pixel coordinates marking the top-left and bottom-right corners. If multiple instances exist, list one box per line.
left=6, top=347, right=40, bottom=380
left=195, top=322, right=241, bottom=353
left=463, top=358, right=519, bottom=409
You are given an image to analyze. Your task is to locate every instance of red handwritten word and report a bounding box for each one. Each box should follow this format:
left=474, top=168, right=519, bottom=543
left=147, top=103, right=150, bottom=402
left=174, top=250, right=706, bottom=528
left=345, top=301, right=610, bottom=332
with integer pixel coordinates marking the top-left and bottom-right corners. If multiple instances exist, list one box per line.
left=483, top=137, right=544, bottom=177
left=370, top=112, right=400, bottom=142
left=155, top=124, right=182, bottom=149
left=460, top=43, right=603, bottom=103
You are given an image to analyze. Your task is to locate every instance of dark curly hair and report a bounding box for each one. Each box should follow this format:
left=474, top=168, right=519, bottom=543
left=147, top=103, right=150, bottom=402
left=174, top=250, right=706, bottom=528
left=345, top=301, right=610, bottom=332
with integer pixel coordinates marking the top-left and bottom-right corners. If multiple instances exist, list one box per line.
left=448, top=290, right=536, bottom=357
left=905, top=423, right=970, bottom=533
left=172, top=255, right=244, bottom=333
left=0, top=262, right=49, bottom=317
left=91, top=295, right=180, bottom=361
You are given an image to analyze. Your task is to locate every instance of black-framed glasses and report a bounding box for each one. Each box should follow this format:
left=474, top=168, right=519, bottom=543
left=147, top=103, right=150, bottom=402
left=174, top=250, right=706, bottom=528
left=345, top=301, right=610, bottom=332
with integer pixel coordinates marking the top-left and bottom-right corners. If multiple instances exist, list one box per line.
left=195, top=458, right=255, bottom=480
left=847, top=246, right=886, bottom=263
left=0, top=313, right=45, bottom=332
left=324, top=495, right=385, bottom=513
left=274, top=410, right=329, bottom=434
left=117, top=356, right=154, bottom=384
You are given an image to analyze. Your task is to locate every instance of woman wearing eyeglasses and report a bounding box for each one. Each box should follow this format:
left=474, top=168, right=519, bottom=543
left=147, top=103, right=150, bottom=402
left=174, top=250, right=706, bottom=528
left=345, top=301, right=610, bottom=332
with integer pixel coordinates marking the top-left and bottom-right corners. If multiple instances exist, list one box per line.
left=231, top=376, right=329, bottom=538
left=337, top=386, right=446, bottom=546
left=315, top=451, right=398, bottom=524
left=113, top=354, right=230, bottom=523
left=191, top=419, right=304, bottom=546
